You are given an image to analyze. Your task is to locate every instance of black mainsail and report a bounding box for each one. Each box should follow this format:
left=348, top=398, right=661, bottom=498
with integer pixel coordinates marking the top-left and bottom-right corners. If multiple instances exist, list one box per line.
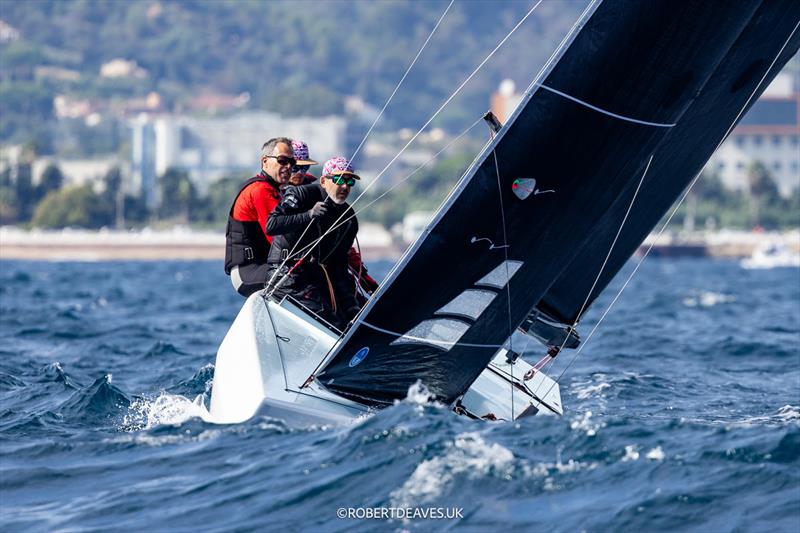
left=536, top=0, right=800, bottom=326
left=316, top=0, right=800, bottom=406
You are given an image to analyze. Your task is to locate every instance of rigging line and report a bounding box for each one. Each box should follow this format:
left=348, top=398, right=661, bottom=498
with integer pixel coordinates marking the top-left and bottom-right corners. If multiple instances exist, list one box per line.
left=263, top=0, right=453, bottom=297
left=530, top=153, right=651, bottom=402
left=544, top=18, right=800, bottom=397
left=262, top=295, right=291, bottom=391
left=268, top=0, right=543, bottom=297
left=490, top=132, right=516, bottom=418
left=313, top=0, right=559, bottom=374
left=344, top=0, right=545, bottom=213
left=349, top=0, right=454, bottom=163
left=534, top=84, right=677, bottom=128
left=283, top=115, right=485, bottom=266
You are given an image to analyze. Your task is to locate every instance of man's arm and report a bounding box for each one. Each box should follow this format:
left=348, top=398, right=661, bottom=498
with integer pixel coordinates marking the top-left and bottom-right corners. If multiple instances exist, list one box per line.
left=266, top=187, right=313, bottom=236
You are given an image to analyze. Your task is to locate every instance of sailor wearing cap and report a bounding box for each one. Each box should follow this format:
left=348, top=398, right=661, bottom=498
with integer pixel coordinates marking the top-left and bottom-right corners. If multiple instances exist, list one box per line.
left=224, top=136, right=294, bottom=296
left=266, top=157, right=362, bottom=329
left=289, top=139, right=318, bottom=187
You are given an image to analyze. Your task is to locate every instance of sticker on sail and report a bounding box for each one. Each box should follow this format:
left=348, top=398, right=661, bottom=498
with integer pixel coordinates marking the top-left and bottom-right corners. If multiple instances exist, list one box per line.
left=348, top=347, right=369, bottom=367
left=512, top=178, right=554, bottom=200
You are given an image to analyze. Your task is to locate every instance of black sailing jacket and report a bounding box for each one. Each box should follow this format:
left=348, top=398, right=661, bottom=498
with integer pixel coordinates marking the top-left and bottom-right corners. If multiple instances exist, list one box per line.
left=266, top=182, right=359, bottom=313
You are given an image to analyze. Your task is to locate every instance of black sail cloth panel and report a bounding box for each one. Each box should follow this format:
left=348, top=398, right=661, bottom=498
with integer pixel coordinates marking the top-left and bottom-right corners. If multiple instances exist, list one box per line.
left=317, top=0, right=763, bottom=406
left=536, top=0, right=800, bottom=326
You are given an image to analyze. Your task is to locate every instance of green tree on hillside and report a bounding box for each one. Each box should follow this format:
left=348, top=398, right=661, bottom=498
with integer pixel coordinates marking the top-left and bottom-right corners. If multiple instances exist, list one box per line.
left=201, top=175, right=246, bottom=225
left=0, top=186, right=18, bottom=224
left=746, top=161, right=780, bottom=227
left=37, top=163, right=64, bottom=198
left=31, top=184, right=112, bottom=228
left=158, top=167, right=196, bottom=223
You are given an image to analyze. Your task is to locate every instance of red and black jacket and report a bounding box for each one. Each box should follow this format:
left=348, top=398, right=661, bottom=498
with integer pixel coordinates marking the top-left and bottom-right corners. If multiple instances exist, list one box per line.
left=224, top=171, right=281, bottom=275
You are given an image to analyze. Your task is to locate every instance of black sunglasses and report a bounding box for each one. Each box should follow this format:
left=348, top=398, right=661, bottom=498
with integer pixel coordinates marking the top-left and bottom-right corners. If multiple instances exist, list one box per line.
left=265, top=155, right=297, bottom=167
left=292, top=165, right=311, bottom=173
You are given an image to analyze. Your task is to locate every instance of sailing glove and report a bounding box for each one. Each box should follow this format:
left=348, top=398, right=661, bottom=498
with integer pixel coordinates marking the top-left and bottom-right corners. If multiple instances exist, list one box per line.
left=309, top=201, right=328, bottom=219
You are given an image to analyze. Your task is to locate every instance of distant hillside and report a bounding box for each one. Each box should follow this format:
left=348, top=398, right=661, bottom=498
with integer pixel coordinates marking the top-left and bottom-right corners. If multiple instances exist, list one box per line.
left=0, top=0, right=586, bottom=146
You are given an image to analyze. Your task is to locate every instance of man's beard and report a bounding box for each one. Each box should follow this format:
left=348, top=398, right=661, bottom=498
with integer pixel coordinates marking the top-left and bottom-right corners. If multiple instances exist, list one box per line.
left=328, top=192, right=346, bottom=204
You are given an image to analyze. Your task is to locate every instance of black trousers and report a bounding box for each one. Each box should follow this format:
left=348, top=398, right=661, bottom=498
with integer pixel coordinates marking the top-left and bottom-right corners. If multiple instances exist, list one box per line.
left=230, top=263, right=271, bottom=297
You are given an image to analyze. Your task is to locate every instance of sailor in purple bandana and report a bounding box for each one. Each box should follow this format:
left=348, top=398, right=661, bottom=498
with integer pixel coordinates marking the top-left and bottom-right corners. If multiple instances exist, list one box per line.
left=289, top=140, right=319, bottom=187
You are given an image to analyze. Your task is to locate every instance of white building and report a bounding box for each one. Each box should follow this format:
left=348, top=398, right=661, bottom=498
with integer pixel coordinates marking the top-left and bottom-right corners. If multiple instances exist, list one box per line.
left=32, top=156, right=123, bottom=191
left=100, top=58, right=147, bottom=79
left=130, top=111, right=346, bottom=203
left=708, top=74, right=799, bottom=196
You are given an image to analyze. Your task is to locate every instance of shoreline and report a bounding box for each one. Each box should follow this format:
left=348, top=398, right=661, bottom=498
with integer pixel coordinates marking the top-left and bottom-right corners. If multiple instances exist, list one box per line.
left=0, top=227, right=401, bottom=262
left=1, top=227, right=797, bottom=262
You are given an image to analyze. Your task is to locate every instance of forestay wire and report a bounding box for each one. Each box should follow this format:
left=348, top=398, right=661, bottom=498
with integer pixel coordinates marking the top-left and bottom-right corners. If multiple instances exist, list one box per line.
left=489, top=130, right=516, bottom=418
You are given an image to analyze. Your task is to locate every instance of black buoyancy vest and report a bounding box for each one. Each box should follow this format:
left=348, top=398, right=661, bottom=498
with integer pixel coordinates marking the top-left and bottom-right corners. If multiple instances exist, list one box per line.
left=224, top=173, right=272, bottom=275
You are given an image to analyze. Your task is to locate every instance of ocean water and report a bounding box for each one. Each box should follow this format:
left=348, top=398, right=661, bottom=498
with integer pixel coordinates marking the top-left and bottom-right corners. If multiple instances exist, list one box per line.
left=1, top=258, right=798, bottom=532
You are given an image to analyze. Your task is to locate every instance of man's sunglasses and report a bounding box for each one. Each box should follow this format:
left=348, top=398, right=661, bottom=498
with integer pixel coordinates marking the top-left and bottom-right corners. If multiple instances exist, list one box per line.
left=265, top=155, right=297, bottom=167
left=331, top=175, right=356, bottom=186
left=292, top=165, right=310, bottom=173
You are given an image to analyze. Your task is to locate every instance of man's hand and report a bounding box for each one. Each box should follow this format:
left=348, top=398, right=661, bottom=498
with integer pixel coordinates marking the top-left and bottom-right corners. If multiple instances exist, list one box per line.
left=309, top=201, right=328, bottom=219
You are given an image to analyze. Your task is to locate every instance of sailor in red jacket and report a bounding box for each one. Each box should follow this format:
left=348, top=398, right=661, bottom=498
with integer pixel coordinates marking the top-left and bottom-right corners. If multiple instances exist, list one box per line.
left=224, top=136, right=295, bottom=296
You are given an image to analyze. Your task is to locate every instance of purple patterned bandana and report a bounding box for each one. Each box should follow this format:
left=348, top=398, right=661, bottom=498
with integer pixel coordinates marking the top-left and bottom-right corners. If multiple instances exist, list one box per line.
left=323, top=156, right=359, bottom=179
left=291, top=140, right=317, bottom=165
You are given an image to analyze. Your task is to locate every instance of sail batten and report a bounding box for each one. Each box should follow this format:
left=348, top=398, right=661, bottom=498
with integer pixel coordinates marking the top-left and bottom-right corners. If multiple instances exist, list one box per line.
left=316, top=0, right=796, bottom=407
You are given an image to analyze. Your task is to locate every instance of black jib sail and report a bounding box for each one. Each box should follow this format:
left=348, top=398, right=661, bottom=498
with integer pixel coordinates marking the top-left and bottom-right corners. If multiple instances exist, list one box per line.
left=315, top=0, right=797, bottom=406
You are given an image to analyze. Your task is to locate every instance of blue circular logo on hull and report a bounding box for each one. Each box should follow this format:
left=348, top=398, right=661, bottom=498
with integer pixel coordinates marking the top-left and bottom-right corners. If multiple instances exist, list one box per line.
left=349, top=347, right=369, bottom=367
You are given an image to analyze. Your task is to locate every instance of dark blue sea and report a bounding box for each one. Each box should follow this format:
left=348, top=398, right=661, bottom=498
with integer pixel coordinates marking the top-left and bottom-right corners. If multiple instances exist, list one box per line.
left=1, top=257, right=798, bottom=532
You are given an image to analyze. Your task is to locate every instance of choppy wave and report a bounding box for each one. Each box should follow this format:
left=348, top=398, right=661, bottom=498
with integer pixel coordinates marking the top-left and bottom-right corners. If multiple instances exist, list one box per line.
left=682, top=290, right=736, bottom=308
left=1, top=259, right=798, bottom=531
left=390, top=432, right=514, bottom=507
left=122, top=392, right=212, bottom=431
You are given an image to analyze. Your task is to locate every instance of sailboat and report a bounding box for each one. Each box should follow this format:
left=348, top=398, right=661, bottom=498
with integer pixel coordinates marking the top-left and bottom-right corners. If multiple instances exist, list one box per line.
left=208, top=0, right=800, bottom=425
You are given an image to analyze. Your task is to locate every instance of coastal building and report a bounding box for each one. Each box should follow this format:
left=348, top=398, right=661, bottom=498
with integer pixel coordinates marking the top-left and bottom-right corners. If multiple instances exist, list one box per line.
left=490, top=79, right=524, bottom=124
left=130, top=112, right=346, bottom=204
left=708, top=73, right=799, bottom=196
left=131, top=115, right=157, bottom=207
left=100, top=58, right=147, bottom=79
left=31, top=156, right=123, bottom=192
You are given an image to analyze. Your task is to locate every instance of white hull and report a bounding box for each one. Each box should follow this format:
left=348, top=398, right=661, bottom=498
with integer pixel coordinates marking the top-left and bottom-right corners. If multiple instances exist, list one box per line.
left=209, top=293, right=562, bottom=426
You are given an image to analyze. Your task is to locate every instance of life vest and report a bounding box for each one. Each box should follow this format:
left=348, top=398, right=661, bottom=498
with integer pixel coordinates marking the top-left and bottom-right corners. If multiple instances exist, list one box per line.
left=224, top=173, right=274, bottom=275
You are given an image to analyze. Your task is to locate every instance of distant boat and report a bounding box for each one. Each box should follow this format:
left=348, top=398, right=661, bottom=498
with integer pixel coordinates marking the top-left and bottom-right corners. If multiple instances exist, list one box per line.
left=741, top=242, right=800, bottom=269
left=209, top=0, right=800, bottom=425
